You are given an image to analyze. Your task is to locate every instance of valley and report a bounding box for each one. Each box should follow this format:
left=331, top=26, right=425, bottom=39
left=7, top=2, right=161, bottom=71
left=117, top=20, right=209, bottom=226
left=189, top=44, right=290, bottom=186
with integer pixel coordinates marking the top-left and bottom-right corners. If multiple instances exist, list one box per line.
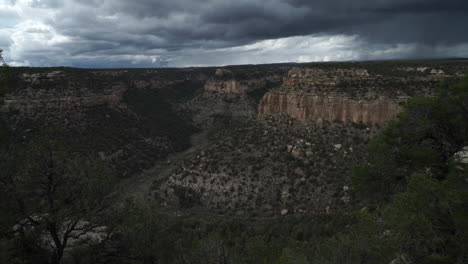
left=1, top=60, right=468, bottom=263
left=2, top=61, right=467, bottom=216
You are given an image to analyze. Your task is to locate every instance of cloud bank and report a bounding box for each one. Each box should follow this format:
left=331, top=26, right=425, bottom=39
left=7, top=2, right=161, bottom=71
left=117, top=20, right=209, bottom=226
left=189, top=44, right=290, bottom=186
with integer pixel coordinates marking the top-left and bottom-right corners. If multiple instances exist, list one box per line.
left=0, top=0, right=467, bottom=67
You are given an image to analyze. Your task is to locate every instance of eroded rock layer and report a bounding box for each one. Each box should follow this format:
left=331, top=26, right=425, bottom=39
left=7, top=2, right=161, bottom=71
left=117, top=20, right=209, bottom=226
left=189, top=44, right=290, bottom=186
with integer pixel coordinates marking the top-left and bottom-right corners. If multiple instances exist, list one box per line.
left=257, top=66, right=458, bottom=124
left=1, top=70, right=128, bottom=113
left=259, top=93, right=402, bottom=124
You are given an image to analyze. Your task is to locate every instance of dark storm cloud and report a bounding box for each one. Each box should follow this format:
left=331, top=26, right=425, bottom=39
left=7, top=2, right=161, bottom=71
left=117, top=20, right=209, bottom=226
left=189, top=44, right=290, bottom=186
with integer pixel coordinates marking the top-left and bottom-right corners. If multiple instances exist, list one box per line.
left=50, top=0, right=468, bottom=50
left=2, top=0, right=468, bottom=67
left=30, top=0, right=63, bottom=9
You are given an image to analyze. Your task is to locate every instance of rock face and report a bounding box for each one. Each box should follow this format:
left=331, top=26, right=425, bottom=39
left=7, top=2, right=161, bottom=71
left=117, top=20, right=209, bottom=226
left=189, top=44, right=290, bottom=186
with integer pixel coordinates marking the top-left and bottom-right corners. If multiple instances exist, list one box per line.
left=258, top=93, right=402, bottom=124
left=257, top=66, right=453, bottom=124
left=203, top=68, right=282, bottom=95
left=205, top=79, right=267, bottom=94
left=182, top=67, right=288, bottom=127
left=1, top=70, right=128, bottom=113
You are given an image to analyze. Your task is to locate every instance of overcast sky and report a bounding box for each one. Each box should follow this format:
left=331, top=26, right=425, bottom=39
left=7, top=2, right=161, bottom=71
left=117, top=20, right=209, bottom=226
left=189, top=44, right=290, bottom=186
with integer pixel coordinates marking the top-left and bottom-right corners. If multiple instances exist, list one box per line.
left=0, top=0, right=467, bottom=68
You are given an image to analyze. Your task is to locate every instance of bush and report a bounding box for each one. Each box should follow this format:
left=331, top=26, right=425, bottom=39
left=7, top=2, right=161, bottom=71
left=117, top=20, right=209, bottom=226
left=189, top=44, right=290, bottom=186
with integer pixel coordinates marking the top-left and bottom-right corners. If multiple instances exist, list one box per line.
left=351, top=75, right=468, bottom=263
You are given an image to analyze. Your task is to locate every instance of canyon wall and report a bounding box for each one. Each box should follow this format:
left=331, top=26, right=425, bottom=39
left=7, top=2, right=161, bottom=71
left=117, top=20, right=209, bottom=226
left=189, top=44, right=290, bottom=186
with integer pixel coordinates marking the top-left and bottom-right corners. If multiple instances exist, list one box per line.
left=258, top=66, right=453, bottom=124
left=1, top=85, right=127, bottom=113
left=0, top=70, right=129, bottom=113
left=182, top=67, right=287, bottom=127
left=258, top=93, right=402, bottom=124
left=2, top=63, right=463, bottom=126
left=203, top=68, right=281, bottom=94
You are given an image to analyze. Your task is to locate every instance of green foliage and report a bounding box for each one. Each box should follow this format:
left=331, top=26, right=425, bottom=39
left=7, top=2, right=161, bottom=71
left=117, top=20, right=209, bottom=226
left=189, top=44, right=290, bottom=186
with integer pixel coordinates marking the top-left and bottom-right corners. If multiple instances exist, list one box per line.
left=190, top=232, right=229, bottom=264
left=384, top=172, right=467, bottom=263
left=350, top=75, right=468, bottom=263
left=277, top=246, right=310, bottom=264
left=241, top=236, right=283, bottom=264
left=351, top=122, right=368, bottom=130
left=352, top=76, right=468, bottom=203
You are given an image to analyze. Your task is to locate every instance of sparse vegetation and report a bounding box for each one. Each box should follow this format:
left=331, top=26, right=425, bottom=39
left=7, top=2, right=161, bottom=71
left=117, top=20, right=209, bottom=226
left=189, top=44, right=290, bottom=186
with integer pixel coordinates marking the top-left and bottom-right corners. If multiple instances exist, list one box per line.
left=158, top=114, right=372, bottom=215
left=0, top=62, right=467, bottom=263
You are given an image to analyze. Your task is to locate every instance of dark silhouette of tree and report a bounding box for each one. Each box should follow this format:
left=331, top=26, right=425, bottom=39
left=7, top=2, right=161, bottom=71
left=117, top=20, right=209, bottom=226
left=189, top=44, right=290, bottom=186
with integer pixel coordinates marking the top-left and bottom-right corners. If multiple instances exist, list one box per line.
left=0, top=132, right=116, bottom=264
left=0, top=48, right=4, bottom=65
left=0, top=48, right=10, bottom=97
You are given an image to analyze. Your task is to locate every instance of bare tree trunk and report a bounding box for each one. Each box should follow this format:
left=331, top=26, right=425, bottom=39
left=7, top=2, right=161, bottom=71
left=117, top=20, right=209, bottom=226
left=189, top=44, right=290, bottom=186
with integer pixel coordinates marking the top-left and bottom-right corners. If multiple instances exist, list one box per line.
left=49, top=222, right=65, bottom=264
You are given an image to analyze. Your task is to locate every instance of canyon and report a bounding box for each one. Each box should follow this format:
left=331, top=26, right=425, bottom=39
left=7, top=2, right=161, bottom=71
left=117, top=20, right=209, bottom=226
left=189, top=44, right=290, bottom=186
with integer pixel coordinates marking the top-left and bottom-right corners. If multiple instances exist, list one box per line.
left=1, top=60, right=467, bottom=215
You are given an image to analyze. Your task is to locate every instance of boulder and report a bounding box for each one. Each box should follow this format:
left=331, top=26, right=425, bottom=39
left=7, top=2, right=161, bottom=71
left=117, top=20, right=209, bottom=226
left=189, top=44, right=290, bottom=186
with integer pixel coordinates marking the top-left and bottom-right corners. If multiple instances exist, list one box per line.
left=215, top=68, right=233, bottom=77
left=294, top=167, right=306, bottom=177
left=334, top=144, right=342, bottom=150
left=291, top=147, right=303, bottom=159
left=454, top=146, right=468, bottom=164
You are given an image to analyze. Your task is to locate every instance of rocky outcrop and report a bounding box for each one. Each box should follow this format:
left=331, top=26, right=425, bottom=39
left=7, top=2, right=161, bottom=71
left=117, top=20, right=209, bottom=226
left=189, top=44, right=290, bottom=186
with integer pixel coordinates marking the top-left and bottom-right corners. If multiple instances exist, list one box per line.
left=257, top=66, right=453, bottom=124
left=258, top=93, right=402, bottom=124
left=182, top=67, right=287, bottom=127
left=1, top=85, right=127, bottom=113
left=204, top=68, right=281, bottom=95
left=205, top=79, right=267, bottom=94
left=454, top=147, right=468, bottom=164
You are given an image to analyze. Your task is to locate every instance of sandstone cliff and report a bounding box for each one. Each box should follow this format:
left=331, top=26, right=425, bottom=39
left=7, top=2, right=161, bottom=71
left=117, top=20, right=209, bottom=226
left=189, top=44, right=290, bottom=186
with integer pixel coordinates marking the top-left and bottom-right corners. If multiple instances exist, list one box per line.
left=258, top=93, right=402, bottom=124
left=258, top=66, right=453, bottom=124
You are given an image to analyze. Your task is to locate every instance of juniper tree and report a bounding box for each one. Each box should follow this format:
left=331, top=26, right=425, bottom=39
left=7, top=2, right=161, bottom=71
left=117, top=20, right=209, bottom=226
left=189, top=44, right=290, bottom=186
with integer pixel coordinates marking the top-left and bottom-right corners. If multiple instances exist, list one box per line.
left=0, top=132, right=116, bottom=264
